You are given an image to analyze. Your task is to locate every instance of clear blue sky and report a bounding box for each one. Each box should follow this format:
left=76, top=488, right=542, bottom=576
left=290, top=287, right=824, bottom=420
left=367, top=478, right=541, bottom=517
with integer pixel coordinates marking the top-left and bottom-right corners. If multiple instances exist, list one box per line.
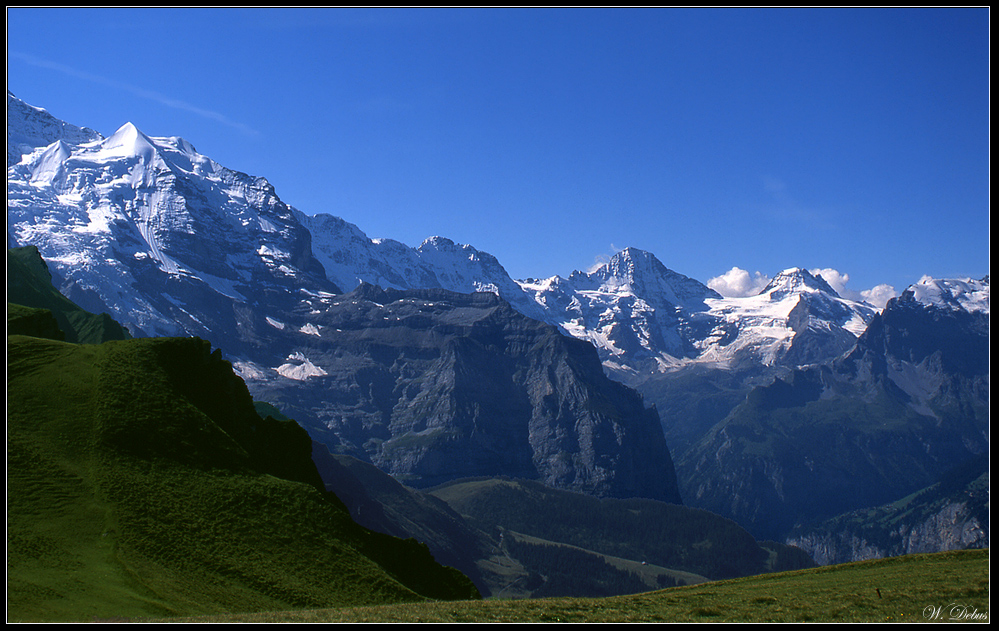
left=7, top=7, right=990, bottom=297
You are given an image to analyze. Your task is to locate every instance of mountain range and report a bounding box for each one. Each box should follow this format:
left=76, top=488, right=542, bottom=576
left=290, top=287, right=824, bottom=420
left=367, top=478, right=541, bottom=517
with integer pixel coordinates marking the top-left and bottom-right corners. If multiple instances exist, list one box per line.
left=7, top=242, right=814, bottom=614
left=677, top=276, right=990, bottom=539
left=7, top=91, right=988, bottom=551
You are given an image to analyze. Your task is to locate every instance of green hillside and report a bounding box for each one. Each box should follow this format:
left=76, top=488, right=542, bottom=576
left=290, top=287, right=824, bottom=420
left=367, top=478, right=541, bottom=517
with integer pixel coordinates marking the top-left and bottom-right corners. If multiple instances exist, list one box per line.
left=152, top=549, right=990, bottom=623
left=7, top=331, right=478, bottom=622
left=7, top=246, right=131, bottom=344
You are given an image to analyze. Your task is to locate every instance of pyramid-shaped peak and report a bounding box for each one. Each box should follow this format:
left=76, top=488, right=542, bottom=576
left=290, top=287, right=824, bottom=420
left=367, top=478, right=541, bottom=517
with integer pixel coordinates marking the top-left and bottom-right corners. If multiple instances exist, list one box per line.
left=600, top=247, right=666, bottom=277
left=611, top=246, right=656, bottom=262
left=100, top=122, right=158, bottom=160
left=108, top=121, right=145, bottom=142
left=582, top=246, right=721, bottom=307
left=760, top=268, right=839, bottom=300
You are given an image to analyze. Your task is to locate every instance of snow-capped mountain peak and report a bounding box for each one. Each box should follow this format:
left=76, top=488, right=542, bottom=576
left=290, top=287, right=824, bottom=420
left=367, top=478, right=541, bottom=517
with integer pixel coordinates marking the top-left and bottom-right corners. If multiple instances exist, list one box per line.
left=570, top=247, right=722, bottom=311
left=759, top=267, right=840, bottom=301
left=27, top=139, right=74, bottom=186
left=7, top=90, right=968, bottom=394
left=8, top=93, right=335, bottom=339
left=418, top=235, right=457, bottom=251
left=900, top=276, right=989, bottom=314
left=101, top=122, right=157, bottom=159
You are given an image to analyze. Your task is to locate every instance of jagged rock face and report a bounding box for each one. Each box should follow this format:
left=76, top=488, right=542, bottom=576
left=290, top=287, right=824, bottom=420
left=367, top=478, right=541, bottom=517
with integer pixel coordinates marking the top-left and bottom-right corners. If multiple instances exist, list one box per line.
left=246, top=285, right=681, bottom=503
left=675, top=283, right=989, bottom=541
left=786, top=455, right=989, bottom=565
left=790, top=500, right=989, bottom=566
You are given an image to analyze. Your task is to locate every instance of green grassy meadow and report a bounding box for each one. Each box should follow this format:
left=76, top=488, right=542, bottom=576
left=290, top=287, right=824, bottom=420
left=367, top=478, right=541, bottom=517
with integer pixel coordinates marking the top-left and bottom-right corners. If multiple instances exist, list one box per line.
left=150, top=549, right=989, bottom=623
left=7, top=333, right=477, bottom=623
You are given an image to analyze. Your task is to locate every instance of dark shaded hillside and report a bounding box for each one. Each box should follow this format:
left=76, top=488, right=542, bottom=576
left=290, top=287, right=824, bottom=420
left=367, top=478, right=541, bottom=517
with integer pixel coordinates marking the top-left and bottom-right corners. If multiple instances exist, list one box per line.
left=7, top=245, right=131, bottom=343
left=309, top=445, right=495, bottom=595
left=787, top=453, right=989, bottom=565
left=7, top=329, right=478, bottom=622
left=311, top=448, right=699, bottom=600
left=429, top=478, right=815, bottom=582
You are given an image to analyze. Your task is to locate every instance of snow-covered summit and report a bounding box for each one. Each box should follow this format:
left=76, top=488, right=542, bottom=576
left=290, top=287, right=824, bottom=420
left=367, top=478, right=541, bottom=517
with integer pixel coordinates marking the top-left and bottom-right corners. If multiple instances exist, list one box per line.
left=569, top=247, right=722, bottom=311
left=518, top=248, right=724, bottom=376
left=900, top=276, right=989, bottom=314
left=517, top=250, right=880, bottom=380
left=7, top=91, right=964, bottom=390
left=7, top=91, right=103, bottom=166
left=759, top=267, right=840, bottom=301
left=8, top=95, right=333, bottom=340
left=698, top=266, right=877, bottom=369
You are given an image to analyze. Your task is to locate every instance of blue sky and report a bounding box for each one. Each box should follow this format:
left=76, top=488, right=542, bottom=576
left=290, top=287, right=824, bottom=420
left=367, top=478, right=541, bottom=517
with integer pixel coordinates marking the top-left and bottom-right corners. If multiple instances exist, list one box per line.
left=7, top=7, right=990, bottom=301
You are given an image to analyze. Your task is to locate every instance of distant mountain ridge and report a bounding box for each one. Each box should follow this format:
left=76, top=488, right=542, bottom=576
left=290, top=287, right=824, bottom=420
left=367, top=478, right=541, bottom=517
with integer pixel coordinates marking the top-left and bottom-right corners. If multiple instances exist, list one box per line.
left=7, top=92, right=988, bottom=547
left=676, top=279, right=989, bottom=540
left=7, top=92, right=681, bottom=503
left=7, top=91, right=887, bottom=388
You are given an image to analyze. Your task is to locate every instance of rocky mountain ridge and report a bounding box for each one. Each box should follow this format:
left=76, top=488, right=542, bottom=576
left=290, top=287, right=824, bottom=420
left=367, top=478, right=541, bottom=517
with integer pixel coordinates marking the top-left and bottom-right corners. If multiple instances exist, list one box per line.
left=676, top=281, right=989, bottom=540
left=7, top=93, right=681, bottom=502
left=7, top=92, right=891, bottom=391
left=7, top=93, right=988, bottom=548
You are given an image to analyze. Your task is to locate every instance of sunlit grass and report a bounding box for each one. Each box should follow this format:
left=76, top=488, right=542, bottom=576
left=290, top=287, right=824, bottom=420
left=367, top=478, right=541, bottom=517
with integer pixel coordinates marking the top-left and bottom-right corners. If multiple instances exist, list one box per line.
left=150, top=549, right=988, bottom=623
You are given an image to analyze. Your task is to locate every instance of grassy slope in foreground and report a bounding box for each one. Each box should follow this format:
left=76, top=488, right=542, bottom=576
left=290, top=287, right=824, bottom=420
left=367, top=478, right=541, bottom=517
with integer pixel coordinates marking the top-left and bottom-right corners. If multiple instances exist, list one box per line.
left=155, top=549, right=989, bottom=623
left=7, top=333, right=478, bottom=623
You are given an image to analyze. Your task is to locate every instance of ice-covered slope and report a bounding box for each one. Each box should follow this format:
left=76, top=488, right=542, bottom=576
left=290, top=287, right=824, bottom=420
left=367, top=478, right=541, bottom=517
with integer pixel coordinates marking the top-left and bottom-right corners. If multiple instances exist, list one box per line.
left=695, top=268, right=878, bottom=370
left=903, top=275, right=989, bottom=314
left=7, top=92, right=881, bottom=387
left=520, top=248, right=721, bottom=377
left=7, top=107, right=335, bottom=343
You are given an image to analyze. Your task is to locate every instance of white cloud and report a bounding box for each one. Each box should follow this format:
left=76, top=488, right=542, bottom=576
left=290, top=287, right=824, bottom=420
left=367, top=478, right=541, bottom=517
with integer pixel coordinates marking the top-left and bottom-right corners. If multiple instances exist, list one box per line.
left=809, top=267, right=897, bottom=308
left=810, top=268, right=851, bottom=296
left=708, top=267, right=772, bottom=298
left=860, top=284, right=898, bottom=310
